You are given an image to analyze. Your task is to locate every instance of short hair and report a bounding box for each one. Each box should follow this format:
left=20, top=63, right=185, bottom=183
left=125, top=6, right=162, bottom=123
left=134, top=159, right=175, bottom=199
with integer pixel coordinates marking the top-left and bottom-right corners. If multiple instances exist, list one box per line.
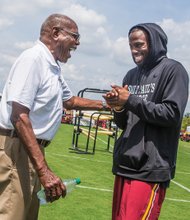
left=40, top=14, right=76, bottom=35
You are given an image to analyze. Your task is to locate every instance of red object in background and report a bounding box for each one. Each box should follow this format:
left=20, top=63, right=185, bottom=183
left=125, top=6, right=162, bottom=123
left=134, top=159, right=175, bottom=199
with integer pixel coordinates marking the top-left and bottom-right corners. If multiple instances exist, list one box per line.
left=61, top=110, right=73, bottom=124
left=95, top=120, right=107, bottom=128
left=180, top=130, right=190, bottom=142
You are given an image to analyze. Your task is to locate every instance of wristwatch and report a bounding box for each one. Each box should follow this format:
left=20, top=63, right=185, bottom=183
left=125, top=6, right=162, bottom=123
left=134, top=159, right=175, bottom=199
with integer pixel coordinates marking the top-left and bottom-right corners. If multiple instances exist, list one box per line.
left=102, top=100, right=107, bottom=110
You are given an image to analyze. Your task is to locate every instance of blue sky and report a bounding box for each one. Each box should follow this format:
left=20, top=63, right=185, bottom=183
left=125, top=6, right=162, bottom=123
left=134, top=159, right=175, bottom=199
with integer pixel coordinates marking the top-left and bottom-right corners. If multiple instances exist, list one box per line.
left=0, top=0, right=190, bottom=112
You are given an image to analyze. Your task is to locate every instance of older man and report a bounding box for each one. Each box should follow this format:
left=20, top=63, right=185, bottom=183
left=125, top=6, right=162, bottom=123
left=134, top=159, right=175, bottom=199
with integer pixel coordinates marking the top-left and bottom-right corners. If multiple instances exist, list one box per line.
left=0, top=14, right=107, bottom=220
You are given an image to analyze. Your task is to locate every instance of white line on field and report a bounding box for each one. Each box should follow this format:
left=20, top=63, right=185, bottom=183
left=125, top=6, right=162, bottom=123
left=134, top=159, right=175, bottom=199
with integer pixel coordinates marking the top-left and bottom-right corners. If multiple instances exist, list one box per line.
left=176, top=171, right=190, bottom=175
left=77, top=185, right=190, bottom=203
left=171, top=180, right=190, bottom=192
left=46, top=152, right=111, bottom=164
left=181, top=145, right=190, bottom=149
left=96, top=136, right=110, bottom=146
left=77, top=185, right=112, bottom=192
left=96, top=136, right=114, bottom=149
left=184, top=152, right=190, bottom=155
left=165, top=198, right=190, bottom=203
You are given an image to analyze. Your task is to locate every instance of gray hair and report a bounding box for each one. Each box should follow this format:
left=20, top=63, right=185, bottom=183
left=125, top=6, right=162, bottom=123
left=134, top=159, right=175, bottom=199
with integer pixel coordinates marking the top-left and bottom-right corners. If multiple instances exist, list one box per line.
left=40, top=14, right=77, bottom=35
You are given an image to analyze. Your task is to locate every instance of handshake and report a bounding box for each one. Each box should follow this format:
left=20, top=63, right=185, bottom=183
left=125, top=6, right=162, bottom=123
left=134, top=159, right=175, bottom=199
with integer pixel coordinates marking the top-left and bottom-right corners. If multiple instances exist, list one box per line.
left=103, top=84, right=130, bottom=111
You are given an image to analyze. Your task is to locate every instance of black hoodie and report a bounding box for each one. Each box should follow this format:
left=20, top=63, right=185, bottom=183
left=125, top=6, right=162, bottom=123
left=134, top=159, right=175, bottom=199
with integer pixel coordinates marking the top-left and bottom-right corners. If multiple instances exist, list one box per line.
left=112, top=23, right=189, bottom=183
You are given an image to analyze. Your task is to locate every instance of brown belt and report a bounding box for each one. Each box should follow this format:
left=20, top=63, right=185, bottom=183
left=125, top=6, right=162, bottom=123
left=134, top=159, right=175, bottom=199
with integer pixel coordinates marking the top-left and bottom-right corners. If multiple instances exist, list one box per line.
left=0, top=127, right=51, bottom=148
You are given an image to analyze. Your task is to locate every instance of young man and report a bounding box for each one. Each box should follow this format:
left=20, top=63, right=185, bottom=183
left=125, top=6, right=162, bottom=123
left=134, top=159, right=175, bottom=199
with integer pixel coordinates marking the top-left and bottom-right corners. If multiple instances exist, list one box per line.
left=103, top=23, right=189, bottom=220
left=0, top=14, right=107, bottom=220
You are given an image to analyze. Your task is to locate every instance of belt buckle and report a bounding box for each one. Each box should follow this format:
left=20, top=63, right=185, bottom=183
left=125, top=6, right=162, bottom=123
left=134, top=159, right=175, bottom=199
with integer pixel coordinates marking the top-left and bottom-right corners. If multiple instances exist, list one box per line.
left=39, top=139, right=51, bottom=147
left=44, top=140, right=51, bottom=147
left=10, top=130, right=16, bottom=138
left=40, top=139, right=45, bottom=146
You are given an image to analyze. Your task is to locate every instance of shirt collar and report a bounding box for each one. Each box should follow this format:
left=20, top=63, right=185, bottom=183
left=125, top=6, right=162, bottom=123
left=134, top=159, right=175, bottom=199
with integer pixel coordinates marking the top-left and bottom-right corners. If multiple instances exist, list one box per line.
left=36, top=40, right=61, bottom=70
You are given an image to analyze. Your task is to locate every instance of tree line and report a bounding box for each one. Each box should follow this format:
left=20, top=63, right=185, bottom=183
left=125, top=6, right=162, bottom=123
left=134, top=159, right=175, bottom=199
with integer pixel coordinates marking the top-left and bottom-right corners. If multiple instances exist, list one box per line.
left=181, top=113, right=190, bottom=131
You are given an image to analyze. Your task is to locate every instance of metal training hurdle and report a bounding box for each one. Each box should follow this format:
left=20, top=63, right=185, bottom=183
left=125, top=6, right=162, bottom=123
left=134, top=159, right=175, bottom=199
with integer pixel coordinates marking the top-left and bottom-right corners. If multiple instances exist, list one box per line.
left=70, top=88, right=118, bottom=154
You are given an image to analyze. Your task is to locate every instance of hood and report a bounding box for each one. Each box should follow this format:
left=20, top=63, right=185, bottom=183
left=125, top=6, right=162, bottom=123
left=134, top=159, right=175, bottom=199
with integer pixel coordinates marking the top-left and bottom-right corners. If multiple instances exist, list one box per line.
left=128, top=23, right=168, bottom=70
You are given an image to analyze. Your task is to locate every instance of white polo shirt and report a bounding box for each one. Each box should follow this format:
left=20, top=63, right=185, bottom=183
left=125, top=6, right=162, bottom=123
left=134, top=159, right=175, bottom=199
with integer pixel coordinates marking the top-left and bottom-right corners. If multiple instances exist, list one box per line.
left=0, top=40, right=72, bottom=140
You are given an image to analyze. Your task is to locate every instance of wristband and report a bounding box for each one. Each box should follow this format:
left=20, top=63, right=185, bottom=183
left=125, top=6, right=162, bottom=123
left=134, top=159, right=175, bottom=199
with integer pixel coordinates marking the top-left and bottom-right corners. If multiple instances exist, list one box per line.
left=113, top=107, right=125, bottom=112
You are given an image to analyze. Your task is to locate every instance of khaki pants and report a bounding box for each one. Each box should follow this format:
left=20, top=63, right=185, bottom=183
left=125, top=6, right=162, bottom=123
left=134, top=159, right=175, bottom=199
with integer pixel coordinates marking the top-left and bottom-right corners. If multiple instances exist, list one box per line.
left=0, top=135, right=43, bottom=220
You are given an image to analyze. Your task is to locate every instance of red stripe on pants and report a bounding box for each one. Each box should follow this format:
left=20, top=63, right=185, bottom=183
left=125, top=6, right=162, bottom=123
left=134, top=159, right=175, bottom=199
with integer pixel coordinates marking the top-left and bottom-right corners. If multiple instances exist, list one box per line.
left=112, top=176, right=166, bottom=220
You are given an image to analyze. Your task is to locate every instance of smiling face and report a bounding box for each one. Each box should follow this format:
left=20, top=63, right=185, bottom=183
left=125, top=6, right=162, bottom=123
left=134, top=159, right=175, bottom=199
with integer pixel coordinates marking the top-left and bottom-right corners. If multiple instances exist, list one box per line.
left=129, top=28, right=149, bottom=65
left=40, top=14, right=80, bottom=63
left=54, top=25, right=80, bottom=63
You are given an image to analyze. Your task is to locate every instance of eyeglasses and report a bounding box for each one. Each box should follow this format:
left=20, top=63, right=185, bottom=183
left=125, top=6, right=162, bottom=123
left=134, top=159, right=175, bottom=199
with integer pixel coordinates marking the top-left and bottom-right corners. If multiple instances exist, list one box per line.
left=59, top=28, right=80, bottom=41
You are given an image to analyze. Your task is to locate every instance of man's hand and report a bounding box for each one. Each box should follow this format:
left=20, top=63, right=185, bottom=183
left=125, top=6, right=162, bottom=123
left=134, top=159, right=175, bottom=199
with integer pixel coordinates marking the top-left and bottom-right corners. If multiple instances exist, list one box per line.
left=38, top=167, right=66, bottom=203
left=103, top=84, right=130, bottom=110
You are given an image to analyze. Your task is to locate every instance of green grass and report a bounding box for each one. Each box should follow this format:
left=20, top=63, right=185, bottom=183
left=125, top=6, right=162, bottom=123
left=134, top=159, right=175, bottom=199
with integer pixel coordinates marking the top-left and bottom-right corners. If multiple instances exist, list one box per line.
left=39, top=124, right=190, bottom=220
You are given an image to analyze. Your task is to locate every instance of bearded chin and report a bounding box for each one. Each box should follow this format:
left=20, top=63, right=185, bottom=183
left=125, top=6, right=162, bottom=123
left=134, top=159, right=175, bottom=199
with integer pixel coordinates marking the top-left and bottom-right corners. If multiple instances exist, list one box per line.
left=133, top=57, right=143, bottom=66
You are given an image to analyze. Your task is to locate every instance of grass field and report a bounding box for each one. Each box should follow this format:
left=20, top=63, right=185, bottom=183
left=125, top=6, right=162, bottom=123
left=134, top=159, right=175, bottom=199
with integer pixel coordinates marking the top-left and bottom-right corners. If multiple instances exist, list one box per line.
left=38, top=124, right=190, bottom=220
